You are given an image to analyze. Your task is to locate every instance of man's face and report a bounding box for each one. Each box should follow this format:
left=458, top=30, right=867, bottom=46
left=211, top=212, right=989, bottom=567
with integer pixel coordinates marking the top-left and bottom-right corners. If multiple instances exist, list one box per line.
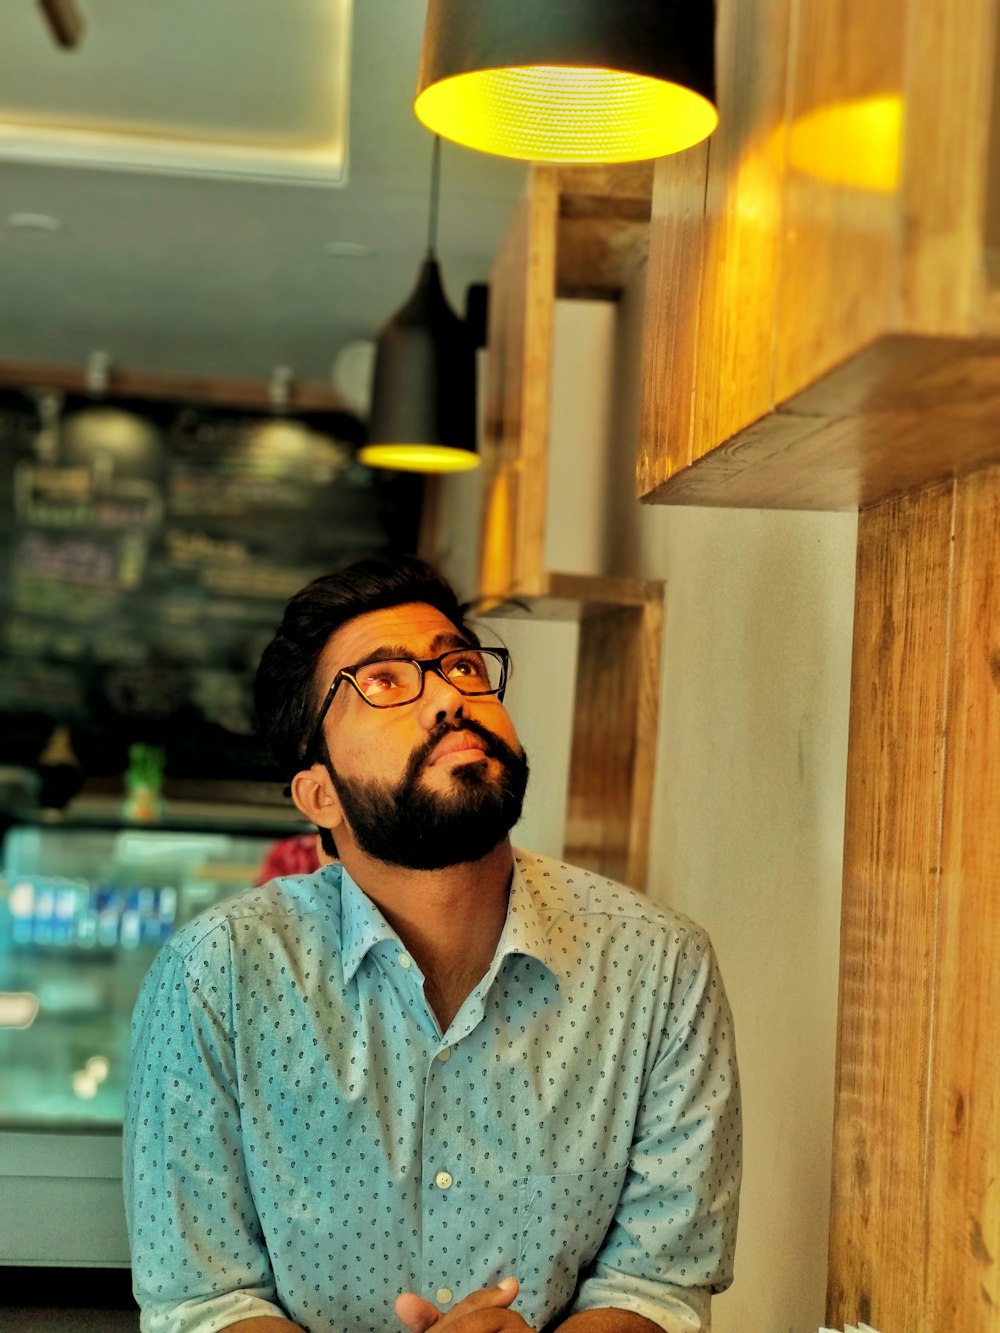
left=304, top=601, right=529, bottom=870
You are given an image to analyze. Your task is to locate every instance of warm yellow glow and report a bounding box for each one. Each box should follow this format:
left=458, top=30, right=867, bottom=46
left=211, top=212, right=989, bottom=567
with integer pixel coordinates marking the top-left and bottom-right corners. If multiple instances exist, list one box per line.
left=786, top=94, right=903, bottom=194
left=358, top=443, right=481, bottom=473
left=416, top=65, right=717, bottom=163
left=479, top=461, right=514, bottom=599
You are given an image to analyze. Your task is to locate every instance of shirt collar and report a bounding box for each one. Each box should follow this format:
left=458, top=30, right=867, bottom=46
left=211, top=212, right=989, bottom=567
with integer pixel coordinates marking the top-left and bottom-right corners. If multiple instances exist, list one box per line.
left=490, top=856, right=569, bottom=985
left=337, top=852, right=568, bottom=988
left=340, top=865, right=399, bottom=984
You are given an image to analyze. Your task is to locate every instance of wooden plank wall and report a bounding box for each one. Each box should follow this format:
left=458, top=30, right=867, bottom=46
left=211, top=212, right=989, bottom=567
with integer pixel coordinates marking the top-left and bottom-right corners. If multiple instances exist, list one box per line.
left=637, top=0, right=998, bottom=503
left=827, top=463, right=1000, bottom=1330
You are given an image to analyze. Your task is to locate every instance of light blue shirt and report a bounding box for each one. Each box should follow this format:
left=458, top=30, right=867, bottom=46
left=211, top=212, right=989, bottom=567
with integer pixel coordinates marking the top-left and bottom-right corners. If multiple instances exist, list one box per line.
left=124, top=848, right=741, bottom=1333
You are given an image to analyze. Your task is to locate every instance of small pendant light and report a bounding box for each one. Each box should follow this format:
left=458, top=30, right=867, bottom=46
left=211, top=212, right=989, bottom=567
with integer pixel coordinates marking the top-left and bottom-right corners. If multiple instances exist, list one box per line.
left=359, top=135, right=479, bottom=474
left=414, top=0, right=718, bottom=164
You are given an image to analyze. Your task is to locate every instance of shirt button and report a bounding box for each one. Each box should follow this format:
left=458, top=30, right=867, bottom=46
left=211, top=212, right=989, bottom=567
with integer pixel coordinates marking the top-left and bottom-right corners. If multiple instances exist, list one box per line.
left=434, top=1170, right=453, bottom=1190
left=435, top=1047, right=451, bottom=1063
left=436, top=1288, right=454, bottom=1305
left=398, top=954, right=412, bottom=969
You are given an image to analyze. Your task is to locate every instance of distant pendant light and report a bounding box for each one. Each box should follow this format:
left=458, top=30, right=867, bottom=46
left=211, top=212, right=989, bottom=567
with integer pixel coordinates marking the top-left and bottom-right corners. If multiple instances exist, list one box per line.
left=359, top=135, right=479, bottom=474
left=414, top=0, right=718, bottom=164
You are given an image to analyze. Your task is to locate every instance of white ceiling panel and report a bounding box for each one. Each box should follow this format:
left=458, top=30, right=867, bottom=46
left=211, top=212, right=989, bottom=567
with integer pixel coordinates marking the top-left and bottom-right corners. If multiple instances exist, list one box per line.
left=0, top=1, right=526, bottom=384
left=0, top=0, right=352, bottom=184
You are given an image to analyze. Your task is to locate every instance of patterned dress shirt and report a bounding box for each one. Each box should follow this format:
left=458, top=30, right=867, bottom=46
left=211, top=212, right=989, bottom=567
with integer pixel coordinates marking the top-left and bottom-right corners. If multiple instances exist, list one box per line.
left=124, top=848, right=741, bottom=1333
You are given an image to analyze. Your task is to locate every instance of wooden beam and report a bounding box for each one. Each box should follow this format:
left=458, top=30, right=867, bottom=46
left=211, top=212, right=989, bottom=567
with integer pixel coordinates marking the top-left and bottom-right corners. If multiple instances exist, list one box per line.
left=37, top=0, right=84, bottom=49
left=828, top=462, right=1000, bottom=1330
left=0, top=359, right=354, bottom=415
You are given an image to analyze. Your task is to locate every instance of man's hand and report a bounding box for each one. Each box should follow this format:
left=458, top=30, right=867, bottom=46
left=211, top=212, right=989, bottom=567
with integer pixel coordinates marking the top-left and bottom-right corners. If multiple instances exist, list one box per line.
left=395, top=1276, right=536, bottom=1333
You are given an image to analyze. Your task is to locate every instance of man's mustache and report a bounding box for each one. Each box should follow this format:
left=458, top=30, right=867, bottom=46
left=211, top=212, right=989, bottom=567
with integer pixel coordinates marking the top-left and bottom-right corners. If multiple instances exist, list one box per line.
left=404, top=718, right=515, bottom=786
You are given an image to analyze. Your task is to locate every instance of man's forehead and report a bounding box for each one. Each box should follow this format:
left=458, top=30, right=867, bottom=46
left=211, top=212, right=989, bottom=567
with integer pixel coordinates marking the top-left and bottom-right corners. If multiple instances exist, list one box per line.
left=321, top=602, right=465, bottom=676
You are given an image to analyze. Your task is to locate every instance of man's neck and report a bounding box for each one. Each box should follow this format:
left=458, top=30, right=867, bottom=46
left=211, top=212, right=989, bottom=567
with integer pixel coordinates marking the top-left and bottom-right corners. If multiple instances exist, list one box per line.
left=338, top=839, right=515, bottom=1031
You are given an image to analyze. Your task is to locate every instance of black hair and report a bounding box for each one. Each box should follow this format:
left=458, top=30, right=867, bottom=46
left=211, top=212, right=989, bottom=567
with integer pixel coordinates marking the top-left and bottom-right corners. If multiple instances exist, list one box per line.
left=254, top=553, right=475, bottom=789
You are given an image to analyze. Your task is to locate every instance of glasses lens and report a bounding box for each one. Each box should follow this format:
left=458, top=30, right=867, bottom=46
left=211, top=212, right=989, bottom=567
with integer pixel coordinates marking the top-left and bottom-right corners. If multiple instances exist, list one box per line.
left=439, top=648, right=505, bottom=695
left=352, top=659, right=423, bottom=706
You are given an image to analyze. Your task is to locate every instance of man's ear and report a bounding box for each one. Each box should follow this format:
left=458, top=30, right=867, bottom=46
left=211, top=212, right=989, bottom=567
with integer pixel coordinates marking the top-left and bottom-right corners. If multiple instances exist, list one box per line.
left=289, top=763, right=344, bottom=835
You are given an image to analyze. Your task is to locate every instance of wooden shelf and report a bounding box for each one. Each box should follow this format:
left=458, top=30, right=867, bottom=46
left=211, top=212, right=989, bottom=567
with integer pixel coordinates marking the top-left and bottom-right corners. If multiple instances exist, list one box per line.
left=478, top=571, right=664, bottom=894
left=636, top=0, right=1000, bottom=513
left=0, top=360, right=354, bottom=415
left=642, top=332, right=1000, bottom=511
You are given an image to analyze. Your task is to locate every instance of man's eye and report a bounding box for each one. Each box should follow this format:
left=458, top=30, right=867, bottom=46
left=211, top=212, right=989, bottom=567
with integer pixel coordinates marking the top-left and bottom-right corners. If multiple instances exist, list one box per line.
left=359, top=665, right=406, bottom=694
left=446, top=654, right=485, bottom=680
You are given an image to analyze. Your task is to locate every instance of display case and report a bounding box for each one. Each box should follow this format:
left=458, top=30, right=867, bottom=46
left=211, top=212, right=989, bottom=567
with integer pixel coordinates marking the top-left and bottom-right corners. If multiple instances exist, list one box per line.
left=0, top=821, right=292, bottom=1128
left=0, top=816, right=302, bottom=1265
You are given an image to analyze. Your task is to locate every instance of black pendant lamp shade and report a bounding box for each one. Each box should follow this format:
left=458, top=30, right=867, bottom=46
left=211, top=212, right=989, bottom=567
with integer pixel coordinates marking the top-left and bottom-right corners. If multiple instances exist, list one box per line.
left=360, top=256, right=477, bottom=473
left=415, top=0, right=718, bottom=164
left=360, top=135, right=479, bottom=474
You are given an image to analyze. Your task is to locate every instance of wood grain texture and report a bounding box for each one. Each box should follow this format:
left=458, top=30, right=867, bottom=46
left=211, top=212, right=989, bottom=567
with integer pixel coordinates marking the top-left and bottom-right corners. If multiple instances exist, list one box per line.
left=827, top=480, right=954, bottom=1330
left=556, top=163, right=653, bottom=296
left=642, top=333, right=1000, bottom=511
left=636, top=138, right=711, bottom=492
left=637, top=0, right=1000, bottom=506
left=775, top=0, right=903, bottom=400
left=479, top=170, right=558, bottom=601
left=828, top=465, right=1000, bottom=1330
left=924, top=465, right=1000, bottom=1325
left=563, top=594, right=664, bottom=890
left=900, top=0, right=997, bottom=333
left=638, top=0, right=790, bottom=494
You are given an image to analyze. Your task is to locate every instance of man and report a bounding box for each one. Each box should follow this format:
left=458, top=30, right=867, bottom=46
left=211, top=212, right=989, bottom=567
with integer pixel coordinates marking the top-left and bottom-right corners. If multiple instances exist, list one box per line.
left=124, top=555, right=741, bottom=1333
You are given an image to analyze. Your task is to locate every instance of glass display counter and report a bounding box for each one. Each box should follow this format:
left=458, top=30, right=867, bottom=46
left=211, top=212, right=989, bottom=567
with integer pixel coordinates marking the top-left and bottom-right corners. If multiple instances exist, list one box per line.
left=0, top=820, right=298, bottom=1130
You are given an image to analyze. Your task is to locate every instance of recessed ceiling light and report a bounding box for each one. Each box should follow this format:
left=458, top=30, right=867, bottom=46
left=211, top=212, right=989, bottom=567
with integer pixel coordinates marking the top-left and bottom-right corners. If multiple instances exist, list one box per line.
left=7, top=212, right=63, bottom=233
left=324, top=240, right=373, bottom=259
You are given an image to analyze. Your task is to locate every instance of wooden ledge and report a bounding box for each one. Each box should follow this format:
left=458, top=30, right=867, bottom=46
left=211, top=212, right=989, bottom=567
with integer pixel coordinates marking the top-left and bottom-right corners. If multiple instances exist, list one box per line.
left=642, top=333, right=1000, bottom=512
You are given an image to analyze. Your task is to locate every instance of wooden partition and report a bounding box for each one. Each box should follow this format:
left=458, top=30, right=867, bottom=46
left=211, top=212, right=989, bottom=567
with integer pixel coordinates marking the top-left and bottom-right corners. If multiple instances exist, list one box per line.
left=482, top=574, right=663, bottom=892
left=476, top=168, right=663, bottom=891
left=828, top=465, right=1000, bottom=1330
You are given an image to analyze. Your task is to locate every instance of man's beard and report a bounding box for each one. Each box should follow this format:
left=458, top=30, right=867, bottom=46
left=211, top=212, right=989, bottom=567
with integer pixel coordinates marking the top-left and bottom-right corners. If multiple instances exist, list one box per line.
left=326, top=718, right=529, bottom=871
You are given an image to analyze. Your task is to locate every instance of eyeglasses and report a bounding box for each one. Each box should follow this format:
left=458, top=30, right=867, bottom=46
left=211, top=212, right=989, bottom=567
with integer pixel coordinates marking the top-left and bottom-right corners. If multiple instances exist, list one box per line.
left=301, top=646, right=510, bottom=763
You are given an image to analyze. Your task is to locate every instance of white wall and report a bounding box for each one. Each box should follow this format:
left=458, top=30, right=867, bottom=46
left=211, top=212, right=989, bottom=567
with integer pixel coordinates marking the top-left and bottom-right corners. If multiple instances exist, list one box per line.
left=481, top=612, right=579, bottom=863
left=641, top=506, right=855, bottom=1333
left=546, top=278, right=858, bottom=1333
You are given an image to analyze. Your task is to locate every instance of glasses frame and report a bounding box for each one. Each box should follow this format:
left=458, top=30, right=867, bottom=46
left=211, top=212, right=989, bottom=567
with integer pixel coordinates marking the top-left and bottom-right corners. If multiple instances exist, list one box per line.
left=300, top=645, right=510, bottom=766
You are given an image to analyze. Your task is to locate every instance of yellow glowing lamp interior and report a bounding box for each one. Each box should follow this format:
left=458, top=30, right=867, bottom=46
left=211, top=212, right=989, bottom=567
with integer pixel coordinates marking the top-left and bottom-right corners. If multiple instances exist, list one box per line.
left=415, top=65, right=717, bottom=162
left=358, top=443, right=480, bottom=474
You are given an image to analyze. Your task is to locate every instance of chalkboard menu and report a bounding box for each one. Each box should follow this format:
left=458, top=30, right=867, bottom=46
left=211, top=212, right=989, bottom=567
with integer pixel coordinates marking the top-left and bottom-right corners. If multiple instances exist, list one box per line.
left=0, top=387, right=422, bottom=788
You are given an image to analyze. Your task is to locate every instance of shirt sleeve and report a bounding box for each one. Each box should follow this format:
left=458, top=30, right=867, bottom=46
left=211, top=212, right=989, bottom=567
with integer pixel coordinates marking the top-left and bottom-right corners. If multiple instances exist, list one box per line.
left=568, top=933, right=742, bottom=1333
left=123, top=929, right=290, bottom=1333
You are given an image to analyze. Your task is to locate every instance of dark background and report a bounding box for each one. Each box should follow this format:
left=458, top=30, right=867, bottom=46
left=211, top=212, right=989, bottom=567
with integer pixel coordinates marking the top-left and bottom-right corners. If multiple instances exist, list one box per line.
left=0, top=387, right=422, bottom=794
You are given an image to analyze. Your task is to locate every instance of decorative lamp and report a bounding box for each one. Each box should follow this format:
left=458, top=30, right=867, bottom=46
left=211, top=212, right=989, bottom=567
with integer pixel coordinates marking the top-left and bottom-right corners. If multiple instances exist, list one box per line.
left=414, top=0, right=718, bottom=164
left=359, top=136, right=479, bottom=473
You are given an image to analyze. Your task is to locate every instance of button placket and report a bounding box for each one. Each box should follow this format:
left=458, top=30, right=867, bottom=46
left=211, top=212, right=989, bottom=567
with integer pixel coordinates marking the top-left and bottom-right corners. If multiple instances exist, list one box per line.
left=422, top=1040, right=464, bottom=1309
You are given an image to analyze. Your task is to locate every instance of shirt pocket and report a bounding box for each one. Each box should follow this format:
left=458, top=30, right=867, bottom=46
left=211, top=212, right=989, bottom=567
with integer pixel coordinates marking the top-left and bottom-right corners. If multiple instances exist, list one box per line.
left=516, top=1161, right=629, bottom=1329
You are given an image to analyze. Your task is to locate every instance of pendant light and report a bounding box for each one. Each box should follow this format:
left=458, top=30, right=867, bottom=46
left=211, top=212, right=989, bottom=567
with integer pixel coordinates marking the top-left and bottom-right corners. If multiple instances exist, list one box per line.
left=359, top=135, right=479, bottom=474
left=414, top=0, right=718, bottom=164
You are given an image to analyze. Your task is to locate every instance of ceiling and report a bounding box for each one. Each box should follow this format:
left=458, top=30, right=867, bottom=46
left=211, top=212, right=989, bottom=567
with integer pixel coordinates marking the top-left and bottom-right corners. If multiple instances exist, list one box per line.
left=0, top=0, right=527, bottom=405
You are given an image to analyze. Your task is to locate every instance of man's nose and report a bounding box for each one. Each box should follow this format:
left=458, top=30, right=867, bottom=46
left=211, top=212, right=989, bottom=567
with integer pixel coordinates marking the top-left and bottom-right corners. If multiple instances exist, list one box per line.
left=417, top=669, right=467, bottom=727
